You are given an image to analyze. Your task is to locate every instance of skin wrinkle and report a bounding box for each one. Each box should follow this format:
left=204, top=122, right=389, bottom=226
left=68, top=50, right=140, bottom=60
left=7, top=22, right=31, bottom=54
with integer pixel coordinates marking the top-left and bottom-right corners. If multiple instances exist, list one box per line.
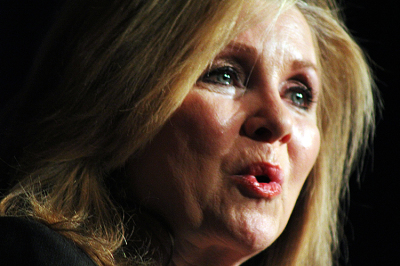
left=125, top=7, right=321, bottom=266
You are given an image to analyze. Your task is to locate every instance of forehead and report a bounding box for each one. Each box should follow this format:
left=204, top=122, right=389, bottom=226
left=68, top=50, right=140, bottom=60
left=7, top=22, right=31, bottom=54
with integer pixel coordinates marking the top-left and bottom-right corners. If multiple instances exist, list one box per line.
left=232, top=7, right=318, bottom=73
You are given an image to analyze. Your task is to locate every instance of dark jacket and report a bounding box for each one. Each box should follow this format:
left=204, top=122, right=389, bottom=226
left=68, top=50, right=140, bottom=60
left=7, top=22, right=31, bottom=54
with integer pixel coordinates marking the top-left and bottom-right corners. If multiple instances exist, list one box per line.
left=0, top=216, right=96, bottom=265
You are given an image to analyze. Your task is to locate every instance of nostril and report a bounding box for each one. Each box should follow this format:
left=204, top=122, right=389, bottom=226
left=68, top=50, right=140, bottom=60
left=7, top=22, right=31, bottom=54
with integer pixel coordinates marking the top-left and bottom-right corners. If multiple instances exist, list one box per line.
left=254, top=127, right=268, bottom=136
left=242, top=116, right=291, bottom=143
left=253, top=127, right=272, bottom=140
left=281, top=133, right=291, bottom=144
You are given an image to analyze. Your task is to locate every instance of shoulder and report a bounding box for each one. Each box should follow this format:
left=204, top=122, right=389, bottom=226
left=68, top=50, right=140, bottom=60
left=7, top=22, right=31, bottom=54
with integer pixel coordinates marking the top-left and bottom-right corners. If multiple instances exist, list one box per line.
left=0, top=216, right=96, bottom=266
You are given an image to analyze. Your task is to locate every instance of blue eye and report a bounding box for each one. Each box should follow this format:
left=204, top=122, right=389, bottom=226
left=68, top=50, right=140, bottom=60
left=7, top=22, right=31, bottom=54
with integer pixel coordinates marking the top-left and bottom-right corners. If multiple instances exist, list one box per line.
left=217, top=73, right=234, bottom=85
left=284, top=82, right=314, bottom=110
left=292, top=91, right=306, bottom=106
left=201, top=66, right=245, bottom=88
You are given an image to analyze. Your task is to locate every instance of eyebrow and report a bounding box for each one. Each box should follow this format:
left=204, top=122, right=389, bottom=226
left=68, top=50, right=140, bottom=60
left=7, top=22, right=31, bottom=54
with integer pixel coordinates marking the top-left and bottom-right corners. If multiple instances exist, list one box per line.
left=224, top=42, right=259, bottom=58
left=221, top=41, right=320, bottom=77
left=290, top=60, right=319, bottom=74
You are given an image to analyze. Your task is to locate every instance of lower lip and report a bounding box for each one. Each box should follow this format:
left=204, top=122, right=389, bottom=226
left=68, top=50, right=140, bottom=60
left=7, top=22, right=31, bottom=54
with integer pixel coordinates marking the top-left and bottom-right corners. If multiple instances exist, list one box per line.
left=232, top=175, right=282, bottom=199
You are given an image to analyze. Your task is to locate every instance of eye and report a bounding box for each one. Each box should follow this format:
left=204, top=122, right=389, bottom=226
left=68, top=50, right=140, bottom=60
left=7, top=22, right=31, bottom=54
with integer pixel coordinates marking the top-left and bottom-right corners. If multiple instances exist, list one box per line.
left=283, top=81, right=314, bottom=110
left=200, top=66, right=245, bottom=88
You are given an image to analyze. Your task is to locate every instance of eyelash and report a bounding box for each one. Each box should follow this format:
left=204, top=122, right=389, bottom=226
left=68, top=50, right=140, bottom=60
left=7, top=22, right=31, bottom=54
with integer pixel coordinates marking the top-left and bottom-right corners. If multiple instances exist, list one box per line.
left=283, top=81, right=315, bottom=110
left=201, top=66, right=246, bottom=88
left=199, top=65, right=315, bottom=110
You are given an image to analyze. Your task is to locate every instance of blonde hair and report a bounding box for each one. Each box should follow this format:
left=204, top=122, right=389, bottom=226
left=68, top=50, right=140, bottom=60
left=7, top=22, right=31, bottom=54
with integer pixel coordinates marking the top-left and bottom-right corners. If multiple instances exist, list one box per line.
left=0, top=0, right=375, bottom=265
left=260, top=1, right=376, bottom=265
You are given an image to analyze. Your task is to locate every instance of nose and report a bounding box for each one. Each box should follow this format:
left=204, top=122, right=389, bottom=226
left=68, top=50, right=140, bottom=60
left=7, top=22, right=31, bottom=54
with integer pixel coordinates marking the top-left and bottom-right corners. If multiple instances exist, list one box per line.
left=241, top=94, right=293, bottom=144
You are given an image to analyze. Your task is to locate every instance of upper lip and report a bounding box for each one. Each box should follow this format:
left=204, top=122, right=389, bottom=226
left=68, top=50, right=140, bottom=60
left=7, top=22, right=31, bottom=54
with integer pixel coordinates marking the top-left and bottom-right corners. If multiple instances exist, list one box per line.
left=237, top=162, right=283, bottom=185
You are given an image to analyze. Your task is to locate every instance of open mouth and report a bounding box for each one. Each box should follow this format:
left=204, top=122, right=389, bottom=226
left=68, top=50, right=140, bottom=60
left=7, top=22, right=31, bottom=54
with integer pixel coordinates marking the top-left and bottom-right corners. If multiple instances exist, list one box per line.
left=233, top=163, right=283, bottom=198
left=255, top=175, right=271, bottom=183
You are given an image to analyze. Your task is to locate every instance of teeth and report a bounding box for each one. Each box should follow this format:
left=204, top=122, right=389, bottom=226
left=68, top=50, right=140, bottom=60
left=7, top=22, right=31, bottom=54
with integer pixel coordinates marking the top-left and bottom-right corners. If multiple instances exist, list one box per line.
left=255, top=175, right=271, bottom=183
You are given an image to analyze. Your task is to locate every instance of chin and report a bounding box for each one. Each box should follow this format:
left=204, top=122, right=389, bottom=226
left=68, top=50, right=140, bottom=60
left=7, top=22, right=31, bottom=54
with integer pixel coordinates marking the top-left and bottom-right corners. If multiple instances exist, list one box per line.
left=212, top=213, right=284, bottom=258
left=239, top=226, right=280, bottom=253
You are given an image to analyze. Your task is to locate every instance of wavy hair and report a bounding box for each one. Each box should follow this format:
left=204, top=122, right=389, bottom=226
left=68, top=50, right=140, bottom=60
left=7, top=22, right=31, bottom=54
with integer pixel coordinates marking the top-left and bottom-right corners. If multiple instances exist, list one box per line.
left=0, top=0, right=376, bottom=265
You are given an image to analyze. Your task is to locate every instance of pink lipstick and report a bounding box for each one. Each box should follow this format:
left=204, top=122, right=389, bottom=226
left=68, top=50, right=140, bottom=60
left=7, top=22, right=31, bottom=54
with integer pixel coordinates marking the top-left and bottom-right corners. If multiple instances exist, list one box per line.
left=232, top=162, right=283, bottom=199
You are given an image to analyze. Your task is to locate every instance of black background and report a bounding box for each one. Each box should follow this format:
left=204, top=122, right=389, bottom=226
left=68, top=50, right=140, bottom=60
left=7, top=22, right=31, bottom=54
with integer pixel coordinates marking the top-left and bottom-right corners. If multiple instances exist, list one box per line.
left=1, top=1, right=399, bottom=265
left=342, top=1, right=399, bottom=265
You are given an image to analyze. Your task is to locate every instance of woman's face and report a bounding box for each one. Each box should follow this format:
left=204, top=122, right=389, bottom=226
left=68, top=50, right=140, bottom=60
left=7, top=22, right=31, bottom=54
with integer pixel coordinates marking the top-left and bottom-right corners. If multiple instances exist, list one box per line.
left=126, top=7, right=320, bottom=265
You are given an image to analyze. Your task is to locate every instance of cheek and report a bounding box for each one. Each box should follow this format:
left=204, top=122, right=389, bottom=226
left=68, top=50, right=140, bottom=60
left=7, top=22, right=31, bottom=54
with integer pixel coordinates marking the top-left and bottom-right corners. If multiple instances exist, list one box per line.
left=289, top=121, right=320, bottom=184
left=172, top=92, right=241, bottom=156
